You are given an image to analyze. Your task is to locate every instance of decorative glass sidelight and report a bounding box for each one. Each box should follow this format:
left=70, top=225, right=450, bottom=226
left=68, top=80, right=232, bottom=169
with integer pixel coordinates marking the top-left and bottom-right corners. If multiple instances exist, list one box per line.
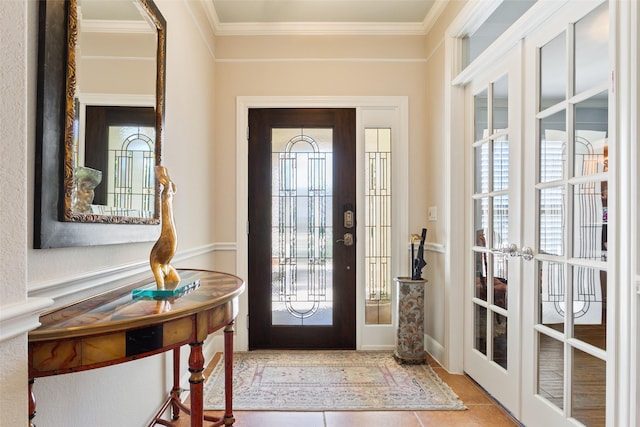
left=364, top=128, right=392, bottom=325
left=271, top=128, right=333, bottom=326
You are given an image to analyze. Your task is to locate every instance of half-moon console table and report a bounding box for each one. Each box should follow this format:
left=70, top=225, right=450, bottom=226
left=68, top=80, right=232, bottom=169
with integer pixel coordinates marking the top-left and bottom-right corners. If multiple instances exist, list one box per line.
left=28, top=269, right=245, bottom=427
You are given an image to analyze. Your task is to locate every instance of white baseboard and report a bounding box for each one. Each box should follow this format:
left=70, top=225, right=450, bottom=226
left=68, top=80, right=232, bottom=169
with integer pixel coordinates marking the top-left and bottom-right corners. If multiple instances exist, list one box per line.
left=425, top=333, right=446, bottom=367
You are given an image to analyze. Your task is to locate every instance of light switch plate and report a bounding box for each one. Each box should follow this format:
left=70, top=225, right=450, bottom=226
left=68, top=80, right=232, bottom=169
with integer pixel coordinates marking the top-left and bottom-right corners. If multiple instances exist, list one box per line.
left=428, top=206, right=437, bottom=221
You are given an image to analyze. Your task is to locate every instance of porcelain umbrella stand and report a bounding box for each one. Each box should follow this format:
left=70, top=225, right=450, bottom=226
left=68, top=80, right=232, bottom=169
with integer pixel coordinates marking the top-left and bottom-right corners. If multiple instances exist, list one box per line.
left=394, top=277, right=428, bottom=364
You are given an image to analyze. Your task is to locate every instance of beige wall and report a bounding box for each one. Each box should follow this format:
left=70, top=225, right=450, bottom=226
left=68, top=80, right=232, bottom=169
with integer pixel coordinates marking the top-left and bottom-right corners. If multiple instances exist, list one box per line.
left=79, top=32, right=156, bottom=96
left=0, top=1, right=32, bottom=425
left=421, top=0, right=467, bottom=367
left=213, top=34, right=430, bottom=267
left=0, top=1, right=467, bottom=426
left=211, top=28, right=466, bottom=366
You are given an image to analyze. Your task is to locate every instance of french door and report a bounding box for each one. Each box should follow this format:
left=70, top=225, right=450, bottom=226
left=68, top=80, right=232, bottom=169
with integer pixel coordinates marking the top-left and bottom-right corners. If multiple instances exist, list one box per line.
left=521, top=2, right=609, bottom=426
left=465, top=2, right=611, bottom=425
left=465, top=45, right=522, bottom=414
left=247, top=108, right=356, bottom=349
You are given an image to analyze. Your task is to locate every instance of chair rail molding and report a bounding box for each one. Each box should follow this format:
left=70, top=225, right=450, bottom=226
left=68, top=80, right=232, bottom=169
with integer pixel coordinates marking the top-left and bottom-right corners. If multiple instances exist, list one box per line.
left=425, top=242, right=445, bottom=253
left=0, top=298, right=53, bottom=342
left=28, top=244, right=220, bottom=304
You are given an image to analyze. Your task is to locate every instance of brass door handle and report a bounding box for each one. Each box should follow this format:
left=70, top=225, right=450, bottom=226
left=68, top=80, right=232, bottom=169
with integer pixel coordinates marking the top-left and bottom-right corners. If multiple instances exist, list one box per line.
left=336, top=233, right=354, bottom=246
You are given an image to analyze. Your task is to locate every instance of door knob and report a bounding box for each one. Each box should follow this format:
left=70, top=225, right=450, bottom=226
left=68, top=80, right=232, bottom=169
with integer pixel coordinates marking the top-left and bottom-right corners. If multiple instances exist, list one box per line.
left=491, top=243, right=534, bottom=260
left=490, top=243, right=519, bottom=257
left=520, top=246, right=534, bottom=261
left=336, top=233, right=354, bottom=246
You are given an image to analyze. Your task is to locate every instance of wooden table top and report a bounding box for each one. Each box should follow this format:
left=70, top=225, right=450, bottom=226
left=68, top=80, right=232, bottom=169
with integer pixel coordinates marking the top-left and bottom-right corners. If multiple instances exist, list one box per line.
left=29, top=269, right=245, bottom=342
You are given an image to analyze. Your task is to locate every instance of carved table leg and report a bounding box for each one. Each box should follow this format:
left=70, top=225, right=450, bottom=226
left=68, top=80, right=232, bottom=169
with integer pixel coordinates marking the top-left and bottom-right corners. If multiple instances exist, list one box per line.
left=170, top=348, right=181, bottom=420
left=188, top=341, right=205, bottom=427
left=223, top=322, right=235, bottom=426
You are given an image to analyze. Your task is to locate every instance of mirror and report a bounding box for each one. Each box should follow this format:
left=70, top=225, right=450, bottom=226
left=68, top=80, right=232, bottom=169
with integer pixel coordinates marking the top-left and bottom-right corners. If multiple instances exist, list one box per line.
left=66, top=0, right=163, bottom=222
left=34, top=0, right=166, bottom=248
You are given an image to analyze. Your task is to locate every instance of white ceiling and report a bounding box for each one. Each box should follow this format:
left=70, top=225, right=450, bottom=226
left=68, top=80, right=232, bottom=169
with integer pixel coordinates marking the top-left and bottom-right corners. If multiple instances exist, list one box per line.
left=207, top=0, right=444, bottom=35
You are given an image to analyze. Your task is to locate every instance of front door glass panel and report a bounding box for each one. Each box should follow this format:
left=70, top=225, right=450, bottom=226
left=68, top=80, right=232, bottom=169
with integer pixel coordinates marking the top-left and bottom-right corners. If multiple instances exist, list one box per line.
left=271, top=128, right=334, bottom=326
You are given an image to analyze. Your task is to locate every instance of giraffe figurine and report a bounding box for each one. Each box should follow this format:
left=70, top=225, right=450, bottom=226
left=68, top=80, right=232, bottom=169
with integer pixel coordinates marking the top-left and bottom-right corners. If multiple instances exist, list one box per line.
left=150, top=165, right=181, bottom=289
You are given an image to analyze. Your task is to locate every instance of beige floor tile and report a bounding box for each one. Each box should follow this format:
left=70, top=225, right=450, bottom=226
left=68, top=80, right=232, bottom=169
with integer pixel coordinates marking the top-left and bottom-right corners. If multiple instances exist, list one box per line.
left=197, top=411, right=326, bottom=427
left=325, top=411, right=422, bottom=427
left=415, top=404, right=520, bottom=427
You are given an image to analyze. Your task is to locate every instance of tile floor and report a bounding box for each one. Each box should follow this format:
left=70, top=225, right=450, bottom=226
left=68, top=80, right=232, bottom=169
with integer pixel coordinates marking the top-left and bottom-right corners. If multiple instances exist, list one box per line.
left=167, top=353, right=522, bottom=427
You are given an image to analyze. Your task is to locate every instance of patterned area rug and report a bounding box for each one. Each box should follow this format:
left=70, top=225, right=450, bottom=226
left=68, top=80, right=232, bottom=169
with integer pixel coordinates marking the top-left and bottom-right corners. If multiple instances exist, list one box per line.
left=203, top=350, right=466, bottom=411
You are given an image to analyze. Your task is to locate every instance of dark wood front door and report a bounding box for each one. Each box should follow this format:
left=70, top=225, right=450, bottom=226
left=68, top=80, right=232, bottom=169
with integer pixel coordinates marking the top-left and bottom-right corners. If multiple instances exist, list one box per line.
left=248, top=108, right=356, bottom=349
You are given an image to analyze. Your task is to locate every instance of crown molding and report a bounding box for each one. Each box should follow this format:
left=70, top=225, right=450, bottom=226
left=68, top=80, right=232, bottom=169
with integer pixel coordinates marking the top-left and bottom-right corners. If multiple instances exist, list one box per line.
left=201, top=0, right=447, bottom=36
left=212, top=21, right=427, bottom=36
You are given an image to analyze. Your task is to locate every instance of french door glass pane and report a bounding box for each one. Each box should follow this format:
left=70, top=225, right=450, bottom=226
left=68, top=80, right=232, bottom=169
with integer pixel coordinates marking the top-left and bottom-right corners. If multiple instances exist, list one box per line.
left=493, top=137, right=510, bottom=191
left=493, top=312, right=507, bottom=369
left=574, top=91, right=608, bottom=178
left=538, top=332, right=564, bottom=409
left=540, top=31, right=566, bottom=110
left=540, top=110, right=567, bottom=183
left=538, top=260, right=565, bottom=332
left=475, top=88, right=488, bottom=141
left=573, top=182, right=607, bottom=261
left=474, top=198, right=489, bottom=301
left=492, top=74, right=509, bottom=131
left=574, top=3, right=609, bottom=95
left=493, top=195, right=509, bottom=248
left=571, top=266, right=606, bottom=351
left=364, top=128, right=392, bottom=325
left=539, top=186, right=565, bottom=256
left=271, top=128, right=334, bottom=326
left=571, top=347, right=606, bottom=426
left=475, top=304, right=487, bottom=355
left=474, top=143, right=489, bottom=193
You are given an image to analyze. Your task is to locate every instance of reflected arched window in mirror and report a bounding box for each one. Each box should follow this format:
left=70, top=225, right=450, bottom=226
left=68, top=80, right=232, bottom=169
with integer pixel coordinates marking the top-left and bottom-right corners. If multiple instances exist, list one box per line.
left=107, top=125, right=156, bottom=218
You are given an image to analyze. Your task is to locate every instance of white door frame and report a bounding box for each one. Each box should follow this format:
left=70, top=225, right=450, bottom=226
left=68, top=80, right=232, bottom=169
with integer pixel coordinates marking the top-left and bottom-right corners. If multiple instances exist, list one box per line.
left=613, top=2, right=639, bottom=427
left=234, top=96, right=409, bottom=352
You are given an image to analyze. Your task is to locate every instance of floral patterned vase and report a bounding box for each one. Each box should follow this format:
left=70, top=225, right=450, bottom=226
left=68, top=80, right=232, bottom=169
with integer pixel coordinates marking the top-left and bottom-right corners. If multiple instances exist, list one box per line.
left=394, top=277, right=428, bottom=364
